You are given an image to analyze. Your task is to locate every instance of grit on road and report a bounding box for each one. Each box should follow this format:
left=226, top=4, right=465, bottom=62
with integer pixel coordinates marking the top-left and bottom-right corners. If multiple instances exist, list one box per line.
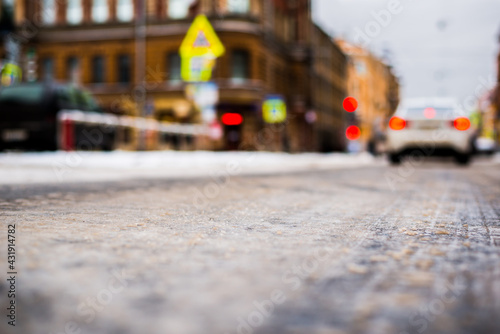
left=1, top=160, right=499, bottom=334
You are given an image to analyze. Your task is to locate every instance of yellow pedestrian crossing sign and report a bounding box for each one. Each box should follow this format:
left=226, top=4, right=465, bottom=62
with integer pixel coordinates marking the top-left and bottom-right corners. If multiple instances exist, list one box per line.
left=193, top=31, right=210, bottom=48
left=180, top=15, right=225, bottom=58
left=181, top=56, right=216, bottom=82
left=263, top=95, right=287, bottom=123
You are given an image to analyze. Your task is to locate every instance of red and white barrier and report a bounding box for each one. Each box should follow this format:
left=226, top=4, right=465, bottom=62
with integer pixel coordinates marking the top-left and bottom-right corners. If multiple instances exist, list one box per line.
left=57, top=110, right=210, bottom=151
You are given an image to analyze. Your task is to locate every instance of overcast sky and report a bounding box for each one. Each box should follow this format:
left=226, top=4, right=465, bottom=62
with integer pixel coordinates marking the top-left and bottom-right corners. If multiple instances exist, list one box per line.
left=312, top=0, right=500, bottom=108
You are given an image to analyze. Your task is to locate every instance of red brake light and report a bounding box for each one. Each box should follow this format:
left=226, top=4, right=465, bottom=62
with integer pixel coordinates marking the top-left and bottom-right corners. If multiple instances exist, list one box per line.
left=453, top=117, right=470, bottom=131
left=221, top=113, right=243, bottom=126
left=389, top=116, right=406, bottom=130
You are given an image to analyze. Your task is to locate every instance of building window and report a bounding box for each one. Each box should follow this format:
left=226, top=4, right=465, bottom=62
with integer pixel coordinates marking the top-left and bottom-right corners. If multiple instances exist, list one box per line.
left=117, top=55, right=131, bottom=84
left=168, top=0, right=196, bottom=19
left=67, top=0, right=83, bottom=25
left=231, top=50, right=249, bottom=81
left=117, top=0, right=133, bottom=22
left=66, top=56, right=79, bottom=81
left=355, top=60, right=367, bottom=75
left=42, top=58, right=54, bottom=81
left=92, top=0, right=109, bottom=23
left=92, top=56, right=105, bottom=83
left=167, top=53, right=181, bottom=82
left=259, top=56, right=266, bottom=83
left=227, top=0, right=249, bottom=14
left=41, top=0, right=56, bottom=25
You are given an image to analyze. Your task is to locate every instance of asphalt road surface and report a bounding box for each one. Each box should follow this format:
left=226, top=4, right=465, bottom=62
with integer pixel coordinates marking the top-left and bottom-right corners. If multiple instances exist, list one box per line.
left=1, top=160, right=499, bottom=334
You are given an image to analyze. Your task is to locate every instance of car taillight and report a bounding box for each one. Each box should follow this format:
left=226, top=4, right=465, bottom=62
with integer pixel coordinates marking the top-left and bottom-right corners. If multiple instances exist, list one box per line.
left=389, top=116, right=406, bottom=130
left=453, top=117, right=470, bottom=131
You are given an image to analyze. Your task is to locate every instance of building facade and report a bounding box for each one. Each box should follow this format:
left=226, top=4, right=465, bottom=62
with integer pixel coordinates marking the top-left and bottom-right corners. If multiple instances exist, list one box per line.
left=9, top=0, right=348, bottom=152
left=336, top=39, right=399, bottom=152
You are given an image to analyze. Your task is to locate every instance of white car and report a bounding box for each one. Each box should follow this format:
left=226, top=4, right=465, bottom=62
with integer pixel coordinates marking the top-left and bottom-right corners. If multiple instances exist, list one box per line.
left=386, top=98, right=475, bottom=165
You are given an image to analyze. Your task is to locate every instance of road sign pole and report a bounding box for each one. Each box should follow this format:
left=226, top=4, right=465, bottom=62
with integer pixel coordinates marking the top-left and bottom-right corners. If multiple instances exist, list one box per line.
left=136, top=0, right=147, bottom=150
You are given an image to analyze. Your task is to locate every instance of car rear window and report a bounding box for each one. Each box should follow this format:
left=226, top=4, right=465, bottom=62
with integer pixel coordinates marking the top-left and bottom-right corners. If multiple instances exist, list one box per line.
left=0, top=85, right=44, bottom=104
left=403, top=107, right=456, bottom=120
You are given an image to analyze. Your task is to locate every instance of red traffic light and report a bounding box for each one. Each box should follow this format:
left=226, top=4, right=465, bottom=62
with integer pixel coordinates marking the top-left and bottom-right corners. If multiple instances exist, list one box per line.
left=346, top=125, right=361, bottom=141
left=221, top=113, right=243, bottom=126
left=343, top=97, right=358, bottom=112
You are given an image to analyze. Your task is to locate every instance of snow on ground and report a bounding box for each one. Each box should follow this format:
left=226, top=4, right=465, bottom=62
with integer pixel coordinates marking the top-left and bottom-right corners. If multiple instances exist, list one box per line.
left=0, top=150, right=379, bottom=185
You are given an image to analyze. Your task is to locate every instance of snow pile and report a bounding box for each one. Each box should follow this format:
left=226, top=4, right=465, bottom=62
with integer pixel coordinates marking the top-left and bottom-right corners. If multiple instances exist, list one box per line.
left=0, top=151, right=377, bottom=184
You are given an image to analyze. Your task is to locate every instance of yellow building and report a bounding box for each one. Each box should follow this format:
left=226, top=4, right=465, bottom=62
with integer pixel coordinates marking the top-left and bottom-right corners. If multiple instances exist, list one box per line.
left=336, top=39, right=399, bottom=151
left=8, top=0, right=348, bottom=152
